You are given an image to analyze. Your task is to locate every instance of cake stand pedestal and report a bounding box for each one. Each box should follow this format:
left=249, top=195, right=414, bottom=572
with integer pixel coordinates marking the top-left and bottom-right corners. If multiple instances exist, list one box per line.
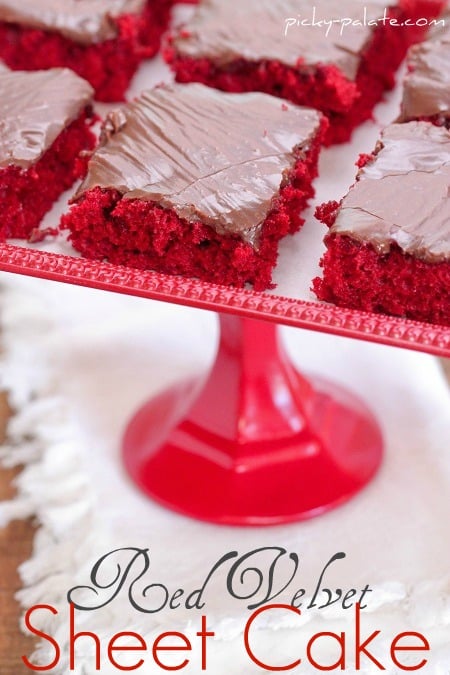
left=123, top=314, right=383, bottom=525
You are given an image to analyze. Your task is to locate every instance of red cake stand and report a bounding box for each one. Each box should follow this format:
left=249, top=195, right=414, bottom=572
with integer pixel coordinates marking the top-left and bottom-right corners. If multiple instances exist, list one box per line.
left=123, top=313, right=383, bottom=525
left=2, top=245, right=448, bottom=525
left=2, top=245, right=446, bottom=526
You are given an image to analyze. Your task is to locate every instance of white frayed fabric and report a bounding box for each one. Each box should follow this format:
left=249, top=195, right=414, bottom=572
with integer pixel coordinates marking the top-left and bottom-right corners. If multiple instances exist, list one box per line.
left=0, top=274, right=449, bottom=674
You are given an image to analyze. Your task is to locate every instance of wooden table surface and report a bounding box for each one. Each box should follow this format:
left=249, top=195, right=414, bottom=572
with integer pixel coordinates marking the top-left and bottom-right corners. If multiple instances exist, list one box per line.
left=0, top=393, right=36, bottom=674
left=1, top=362, right=449, bottom=672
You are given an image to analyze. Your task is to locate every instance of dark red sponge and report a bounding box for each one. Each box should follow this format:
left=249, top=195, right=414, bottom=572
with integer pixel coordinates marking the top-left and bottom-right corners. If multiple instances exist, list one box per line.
left=0, top=109, right=96, bottom=241
left=166, top=1, right=446, bottom=145
left=0, top=0, right=174, bottom=101
left=313, top=234, right=450, bottom=326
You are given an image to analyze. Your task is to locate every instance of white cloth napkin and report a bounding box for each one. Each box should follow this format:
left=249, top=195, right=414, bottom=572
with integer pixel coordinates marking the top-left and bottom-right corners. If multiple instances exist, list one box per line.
left=0, top=274, right=449, bottom=674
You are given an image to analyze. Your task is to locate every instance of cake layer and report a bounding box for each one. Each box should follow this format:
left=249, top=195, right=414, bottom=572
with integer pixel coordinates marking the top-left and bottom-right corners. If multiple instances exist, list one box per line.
left=0, top=68, right=96, bottom=239
left=400, top=10, right=450, bottom=122
left=0, top=111, right=96, bottom=240
left=0, top=0, right=147, bottom=45
left=74, top=83, right=323, bottom=245
left=170, top=0, right=389, bottom=82
left=166, top=0, right=445, bottom=144
left=0, top=0, right=173, bottom=101
left=328, top=122, right=450, bottom=263
left=63, top=83, right=325, bottom=289
left=314, top=235, right=450, bottom=325
left=0, top=68, right=94, bottom=169
left=314, top=122, right=450, bottom=325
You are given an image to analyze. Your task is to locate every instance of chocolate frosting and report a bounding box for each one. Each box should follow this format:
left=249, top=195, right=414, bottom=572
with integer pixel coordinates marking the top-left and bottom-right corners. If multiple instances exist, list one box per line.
left=330, top=122, right=450, bottom=263
left=0, top=0, right=146, bottom=45
left=0, top=68, right=94, bottom=169
left=172, top=0, right=390, bottom=81
left=400, top=13, right=450, bottom=121
left=76, top=83, right=322, bottom=245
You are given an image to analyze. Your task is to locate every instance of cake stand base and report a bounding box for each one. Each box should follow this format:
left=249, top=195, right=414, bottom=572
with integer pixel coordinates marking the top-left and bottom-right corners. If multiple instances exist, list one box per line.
left=123, top=314, right=383, bottom=525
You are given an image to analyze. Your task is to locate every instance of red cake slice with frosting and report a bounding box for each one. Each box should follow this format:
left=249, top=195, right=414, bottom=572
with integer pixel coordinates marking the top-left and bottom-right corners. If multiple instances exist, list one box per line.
left=399, top=9, right=450, bottom=126
left=61, top=83, right=326, bottom=291
left=165, top=0, right=445, bottom=145
left=0, top=68, right=95, bottom=241
left=0, top=0, right=174, bottom=101
left=314, top=122, right=450, bottom=326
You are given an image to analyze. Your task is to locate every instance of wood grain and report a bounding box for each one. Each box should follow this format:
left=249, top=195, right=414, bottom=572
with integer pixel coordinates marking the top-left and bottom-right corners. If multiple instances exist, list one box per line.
left=1, top=362, right=449, bottom=671
left=442, top=358, right=450, bottom=382
left=0, top=393, right=37, bottom=674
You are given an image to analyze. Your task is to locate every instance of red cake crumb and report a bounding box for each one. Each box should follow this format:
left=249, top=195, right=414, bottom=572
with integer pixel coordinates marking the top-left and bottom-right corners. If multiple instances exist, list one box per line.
left=62, top=128, right=325, bottom=291
left=356, top=154, right=374, bottom=169
left=28, top=226, right=60, bottom=244
left=0, top=0, right=173, bottom=101
left=315, top=202, right=341, bottom=229
left=166, top=1, right=445, bottom=145
left=0, top=110, right=96, bottom=240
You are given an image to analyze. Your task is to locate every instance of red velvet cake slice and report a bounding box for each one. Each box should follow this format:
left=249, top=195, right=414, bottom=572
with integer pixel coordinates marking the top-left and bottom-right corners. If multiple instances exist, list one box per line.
left=166, top=0, right=445, bottom=145
left=62, top=83, right=325, bottom=290
left=0, top=68, right=96, bottom=241
left=314, top=122, right=450, bottom=326
left=0, top=0, right=174, bottom=101
left=399, top=10, right=450, bottom=126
